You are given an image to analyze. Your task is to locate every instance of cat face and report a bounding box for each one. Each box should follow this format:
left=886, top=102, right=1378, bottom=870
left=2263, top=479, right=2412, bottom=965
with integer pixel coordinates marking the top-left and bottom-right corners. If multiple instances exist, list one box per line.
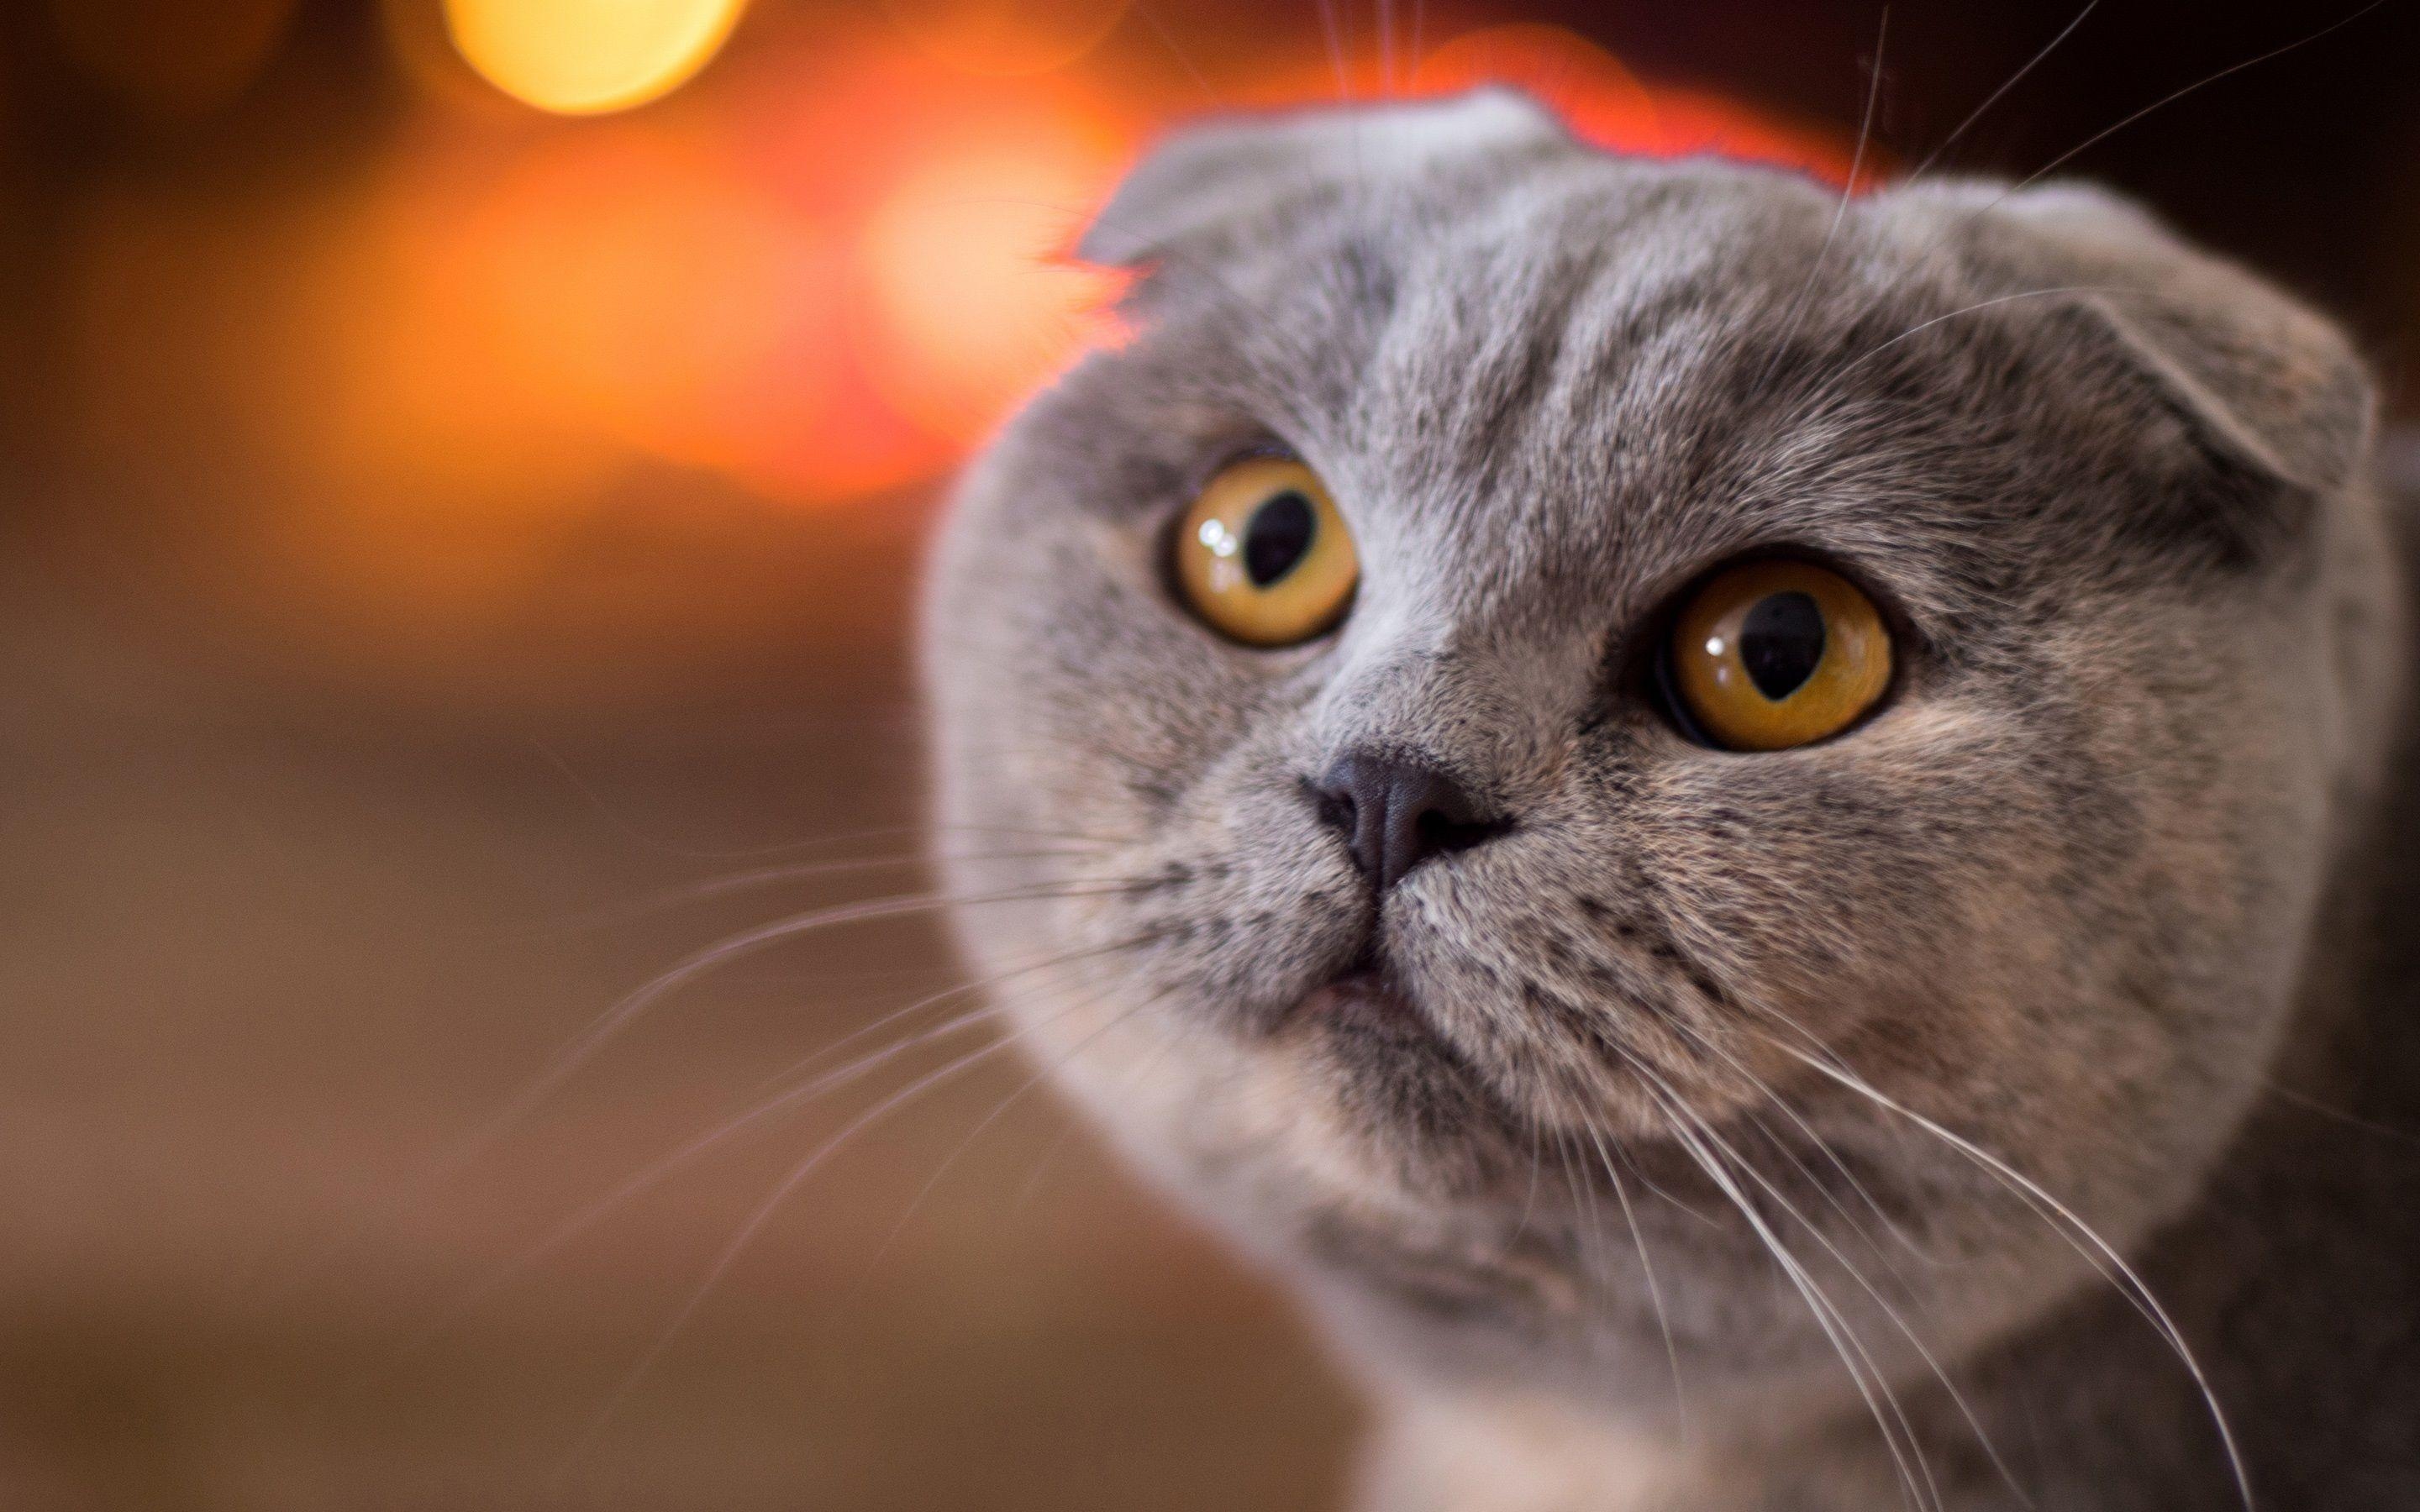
left=923, top=92, right=2397, bottom=1420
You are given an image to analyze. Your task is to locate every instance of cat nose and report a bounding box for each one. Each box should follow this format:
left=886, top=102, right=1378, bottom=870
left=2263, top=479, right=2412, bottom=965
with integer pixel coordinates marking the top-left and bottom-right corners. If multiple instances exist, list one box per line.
left=1311, top=751, right=1507, bottom=895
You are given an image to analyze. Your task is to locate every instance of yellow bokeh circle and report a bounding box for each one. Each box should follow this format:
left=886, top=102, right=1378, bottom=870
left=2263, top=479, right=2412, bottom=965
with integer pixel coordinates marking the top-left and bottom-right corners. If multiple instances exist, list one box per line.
left=444, top=0, right=748, bottom=115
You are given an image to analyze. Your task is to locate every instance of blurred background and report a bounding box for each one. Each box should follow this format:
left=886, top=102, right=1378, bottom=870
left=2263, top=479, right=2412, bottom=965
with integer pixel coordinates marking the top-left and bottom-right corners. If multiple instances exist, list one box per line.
left=0, top=2, right=2414, bottom=1508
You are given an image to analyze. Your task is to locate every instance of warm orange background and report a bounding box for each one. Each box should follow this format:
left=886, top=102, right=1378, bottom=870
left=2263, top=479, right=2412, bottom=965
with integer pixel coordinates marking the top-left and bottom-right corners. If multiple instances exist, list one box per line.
left=2, top=3, right=2414, bottom=1507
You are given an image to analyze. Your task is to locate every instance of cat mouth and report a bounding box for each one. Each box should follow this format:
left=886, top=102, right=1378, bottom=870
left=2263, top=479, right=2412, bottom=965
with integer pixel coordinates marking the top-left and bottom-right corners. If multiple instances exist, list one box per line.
left=1292, top=950, right=1481, bottom=1088
left=1285, top=948, right=1542, bottom=1189
left=1299, top=947, right=1424, bottom=1027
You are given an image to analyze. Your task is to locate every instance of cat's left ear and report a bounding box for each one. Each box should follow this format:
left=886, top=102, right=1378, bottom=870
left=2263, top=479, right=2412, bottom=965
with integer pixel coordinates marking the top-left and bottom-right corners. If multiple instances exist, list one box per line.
left=1994, top=183, right=2377, bottom=501
left=1076, top=88, right=1570, bottom=268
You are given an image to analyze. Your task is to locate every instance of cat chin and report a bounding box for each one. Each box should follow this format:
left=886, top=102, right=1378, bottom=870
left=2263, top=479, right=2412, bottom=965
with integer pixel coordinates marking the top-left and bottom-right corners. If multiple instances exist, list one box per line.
left=1267, top=967, right=1763, bottom=1176
left=1276, top=1153, right=1902, bottom=1436
left=1066, top=929, right=2209, bottom=1441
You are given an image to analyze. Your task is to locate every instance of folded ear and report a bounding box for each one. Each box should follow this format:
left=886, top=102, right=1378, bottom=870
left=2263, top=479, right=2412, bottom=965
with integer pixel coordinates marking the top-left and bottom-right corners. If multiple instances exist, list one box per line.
left=1994, top=182, right=2376, bottom=501
left=1077, top=87, right=1570, bottom=268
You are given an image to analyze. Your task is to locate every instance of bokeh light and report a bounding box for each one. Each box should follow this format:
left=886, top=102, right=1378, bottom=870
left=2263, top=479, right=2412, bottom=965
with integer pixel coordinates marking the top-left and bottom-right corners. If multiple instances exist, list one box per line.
left=45, top=3, right=1869, bottom=675
left=3, top=9, right=2407, bottom=1506
left=862, top=142, right=1123, bottom=438
left=444, top=0, right=750, bottom=114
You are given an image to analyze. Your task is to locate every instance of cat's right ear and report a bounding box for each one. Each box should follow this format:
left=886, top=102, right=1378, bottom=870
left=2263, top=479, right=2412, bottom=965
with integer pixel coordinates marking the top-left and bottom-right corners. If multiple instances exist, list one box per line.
left=1076, top=88, right=1570, bottom=268
left=1918, top=180, right=2377, bottom=509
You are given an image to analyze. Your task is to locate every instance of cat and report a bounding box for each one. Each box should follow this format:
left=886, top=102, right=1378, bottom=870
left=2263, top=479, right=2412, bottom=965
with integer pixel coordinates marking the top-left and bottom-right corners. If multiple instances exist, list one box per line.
left=921, top=88, right=2420, bottom=1510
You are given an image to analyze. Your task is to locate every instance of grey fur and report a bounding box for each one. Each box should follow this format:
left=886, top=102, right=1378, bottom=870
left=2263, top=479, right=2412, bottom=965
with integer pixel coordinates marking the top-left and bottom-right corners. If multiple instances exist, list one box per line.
left=921, top=90, right=2419, bottom=1509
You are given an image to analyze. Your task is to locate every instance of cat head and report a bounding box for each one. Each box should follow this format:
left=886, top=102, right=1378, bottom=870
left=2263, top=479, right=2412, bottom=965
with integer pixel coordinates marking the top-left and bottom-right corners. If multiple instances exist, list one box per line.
left=922, top=91, right=2400, bottom=1422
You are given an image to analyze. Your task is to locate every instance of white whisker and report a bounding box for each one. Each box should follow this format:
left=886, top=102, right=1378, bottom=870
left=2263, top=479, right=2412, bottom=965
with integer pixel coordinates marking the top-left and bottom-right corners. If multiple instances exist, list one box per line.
left=1634, top=1068, right=1939, bottom=1512
left=847, top=987, right=1176, bottom=1299
left=1996, top=3, right=2384, bottom=207
left=1626, top=1062, right=2024, bottom=1504
left=1761, top=1032, right=2255, bottom=1511
left=389, top=939, right=1155, bottom=1362
left=1904, top=2, right=2099, bottom=181
left=1744, top=7, right=1890, bottom=403
left=555, top=979, right=1155, bottom=1486
left=1581, top=1121, right=1686, bottom=1436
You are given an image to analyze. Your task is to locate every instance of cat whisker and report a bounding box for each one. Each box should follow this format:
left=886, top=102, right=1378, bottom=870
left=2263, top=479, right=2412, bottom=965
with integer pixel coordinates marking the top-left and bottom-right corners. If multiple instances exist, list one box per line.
left=518, top=875, right=1165, bottom=1126
left=532, top=844, right=1113, bottom=936
left=1623, top=1064, right=1943, bottom=1512
left=274, top=878, right=1152, bottom=1305
left=1007, top=1007, right=1186, bottom=1219
left=1800, top=5, right=2376, bottom=433
left=1791, top=284, right=2128, bottom=428
left=734, top=932, right=1157, bottom=1102
left=387, top=937, right=1157, bottom=1363
left=1745, top=6, right=1891, bottom=403
left=843, top=985, right=1177, bottom=1307
left=1314, top=0, right=1352, bottom=108
left=554, top=979, right=1165, bottom=1488
left=2261, top=1080, right=2420, bottom=1150
left=538, top=735, right=1130, bottom=863
left=1686, top=1099, right=1987, bottom=1511
left=1648, top=1004, right=1940, bottom=1271
left=1614, top=1055, right=2025, bottom=1506
left=549, top=1028, right=1030, bottom=1489
left=1580, top=1121, right=1687, bottom=1436
left=1507, top=1116, right=1548, bottom=1250
left=1902, top=1, right=2099, bottom=183
left=1752, top=1026, right=2256, bottom=1512
left=1549, top=1126, right=1616, bottom=1339
left=1560, top=1074, right=1722, bottom=1226
left=529, top=743, right=944, bottom=864
left=1129, top=3, right=1223, bottom=108
left=1737, top=1106, right=1925, bottom=1278
left=1372, top=0, right=1392, bottom=99
left=382, top=997, right=1013, bottom=1369
left=1995, top=3, right=2383, bottom=209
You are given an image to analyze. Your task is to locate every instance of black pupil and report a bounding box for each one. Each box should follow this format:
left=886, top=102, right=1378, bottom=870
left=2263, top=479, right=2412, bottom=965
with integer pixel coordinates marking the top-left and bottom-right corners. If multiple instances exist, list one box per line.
left=1241, top=491, right=1317, bottom=587
left=1739, top=591, right=1827, bottom=701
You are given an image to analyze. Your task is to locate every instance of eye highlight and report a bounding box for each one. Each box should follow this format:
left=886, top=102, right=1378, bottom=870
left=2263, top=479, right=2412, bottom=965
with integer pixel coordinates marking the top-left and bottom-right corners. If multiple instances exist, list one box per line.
left=1173, top=457, right=1358, bottom=647
left=1666, top=559, right=1893, bottom=751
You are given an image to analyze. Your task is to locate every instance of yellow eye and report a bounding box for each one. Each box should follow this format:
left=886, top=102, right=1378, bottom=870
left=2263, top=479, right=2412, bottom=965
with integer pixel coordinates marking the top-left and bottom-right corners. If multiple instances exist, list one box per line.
left=1668, top=559, right=1893, bottom=751
left=1173, top=457, right=1358, bottom=647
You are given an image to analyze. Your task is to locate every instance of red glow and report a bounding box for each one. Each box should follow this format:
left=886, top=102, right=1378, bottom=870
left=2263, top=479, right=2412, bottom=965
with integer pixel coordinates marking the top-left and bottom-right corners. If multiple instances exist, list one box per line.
left=879, top=0, right=1133, bottom=76
left=60, top=9, right=1873, bottom=654
left=1413, top=23, right=1661, bottom=150
left=1415, top=23, right=1873, bottom=187
left=859, top=119, right=1128, bottom=442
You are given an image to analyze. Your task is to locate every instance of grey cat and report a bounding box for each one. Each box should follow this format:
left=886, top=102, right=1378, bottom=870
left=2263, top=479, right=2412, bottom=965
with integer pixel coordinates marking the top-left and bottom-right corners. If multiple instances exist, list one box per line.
left=921, top=90, right=2420, bottom=1509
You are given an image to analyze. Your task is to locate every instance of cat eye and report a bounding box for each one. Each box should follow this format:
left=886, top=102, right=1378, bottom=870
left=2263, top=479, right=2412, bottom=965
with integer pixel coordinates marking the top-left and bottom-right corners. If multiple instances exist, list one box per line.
left=1665, top=559, right=1893, bottom=751
left=1172, top=456, right=1359, bottom=647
